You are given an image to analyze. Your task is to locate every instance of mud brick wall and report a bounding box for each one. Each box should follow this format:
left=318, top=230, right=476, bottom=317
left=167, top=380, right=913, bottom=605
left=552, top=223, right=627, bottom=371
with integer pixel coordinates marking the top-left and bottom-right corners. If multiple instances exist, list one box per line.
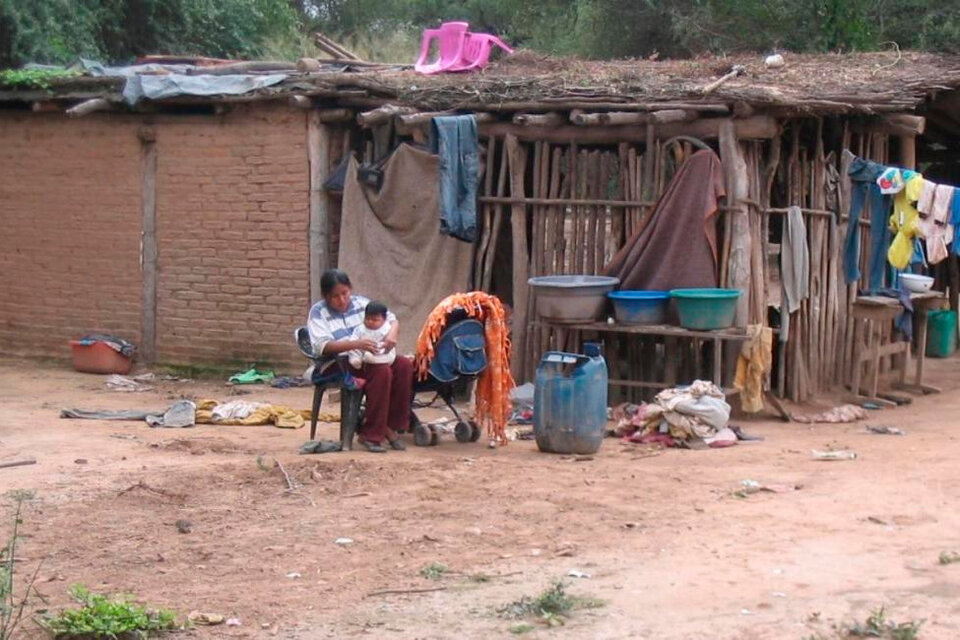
left=0, top=113, right=143, bottom=359
left=0, top=105, right=311, bottom=368
left=154, top=104, right=309, bottom=367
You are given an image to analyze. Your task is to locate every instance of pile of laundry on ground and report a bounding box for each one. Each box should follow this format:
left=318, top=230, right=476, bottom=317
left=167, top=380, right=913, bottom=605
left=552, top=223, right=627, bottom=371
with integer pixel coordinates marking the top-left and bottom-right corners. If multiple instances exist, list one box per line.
left=60, top=399, right=310, bottom=429
left=613, top=380, right=741, bottom=449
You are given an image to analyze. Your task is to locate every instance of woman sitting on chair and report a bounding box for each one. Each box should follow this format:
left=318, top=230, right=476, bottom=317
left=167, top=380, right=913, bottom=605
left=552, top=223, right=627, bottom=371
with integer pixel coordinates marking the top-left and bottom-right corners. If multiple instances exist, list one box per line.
left=307, top=269, right=413, bottom=453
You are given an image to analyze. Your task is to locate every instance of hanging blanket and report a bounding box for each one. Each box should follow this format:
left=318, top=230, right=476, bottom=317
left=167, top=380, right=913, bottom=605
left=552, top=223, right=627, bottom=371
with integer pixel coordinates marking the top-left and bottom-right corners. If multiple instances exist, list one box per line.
left=603, top=150, right=726, bottom=290
left=415, top=292, right=515, bottom=445
left=339, top=145, right=473, bottom=352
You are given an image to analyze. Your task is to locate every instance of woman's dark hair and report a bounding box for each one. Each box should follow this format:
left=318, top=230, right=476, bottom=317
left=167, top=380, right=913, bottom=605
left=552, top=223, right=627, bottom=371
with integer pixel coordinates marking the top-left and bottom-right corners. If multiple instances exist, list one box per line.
left=365, top=301, right=388, bottom=318
left=320, top=269, right=351, bottom=297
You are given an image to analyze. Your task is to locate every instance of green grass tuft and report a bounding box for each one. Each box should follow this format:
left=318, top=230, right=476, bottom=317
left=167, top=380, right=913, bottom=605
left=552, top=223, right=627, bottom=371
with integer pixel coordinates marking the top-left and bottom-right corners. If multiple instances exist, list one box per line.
left=40, top=585, right=178, bottom=638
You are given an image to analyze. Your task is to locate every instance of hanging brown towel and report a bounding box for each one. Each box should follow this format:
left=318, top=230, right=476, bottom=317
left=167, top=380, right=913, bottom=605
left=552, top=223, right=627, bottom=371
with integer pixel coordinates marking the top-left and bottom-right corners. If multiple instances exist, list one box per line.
left=604, top=150, right=726, bottom=290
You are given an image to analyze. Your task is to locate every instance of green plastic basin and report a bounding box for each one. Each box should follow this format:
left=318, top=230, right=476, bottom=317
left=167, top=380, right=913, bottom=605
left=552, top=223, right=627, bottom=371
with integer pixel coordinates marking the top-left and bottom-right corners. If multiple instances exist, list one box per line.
left=670, top=288, right=741, bottom=330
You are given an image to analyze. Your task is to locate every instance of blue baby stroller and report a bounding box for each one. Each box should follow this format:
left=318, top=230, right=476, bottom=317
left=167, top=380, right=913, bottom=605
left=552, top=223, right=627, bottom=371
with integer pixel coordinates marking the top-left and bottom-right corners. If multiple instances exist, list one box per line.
left=409, top=308, right=488, bottom=447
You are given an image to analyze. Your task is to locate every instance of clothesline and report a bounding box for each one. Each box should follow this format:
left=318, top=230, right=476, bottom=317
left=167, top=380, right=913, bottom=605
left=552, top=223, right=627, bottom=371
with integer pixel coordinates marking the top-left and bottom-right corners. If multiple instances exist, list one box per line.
left=844, top=151, right=960, bottom=289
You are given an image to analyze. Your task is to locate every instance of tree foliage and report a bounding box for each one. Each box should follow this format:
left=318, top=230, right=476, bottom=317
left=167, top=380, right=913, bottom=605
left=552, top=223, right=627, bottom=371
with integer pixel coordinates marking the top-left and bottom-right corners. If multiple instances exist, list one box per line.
left=0, top=0, right=300, bottom=67
left=1, top=0, right=959, bottom=68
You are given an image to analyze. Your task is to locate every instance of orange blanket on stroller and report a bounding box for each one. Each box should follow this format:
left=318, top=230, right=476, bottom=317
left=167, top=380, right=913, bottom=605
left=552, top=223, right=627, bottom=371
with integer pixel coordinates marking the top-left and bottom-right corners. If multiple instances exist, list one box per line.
left=415, top=292, right=515, bottom=445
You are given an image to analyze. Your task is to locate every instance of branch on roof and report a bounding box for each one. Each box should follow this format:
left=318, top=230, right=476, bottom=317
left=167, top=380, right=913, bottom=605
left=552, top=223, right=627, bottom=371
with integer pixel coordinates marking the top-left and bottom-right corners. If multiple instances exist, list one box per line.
left=66, top=98, right=113, bottom=118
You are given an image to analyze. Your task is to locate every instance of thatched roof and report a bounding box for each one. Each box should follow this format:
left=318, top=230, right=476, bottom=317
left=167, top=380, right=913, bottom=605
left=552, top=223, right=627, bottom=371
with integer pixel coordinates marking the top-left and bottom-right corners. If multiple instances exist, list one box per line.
left=4, top=50, right=960, bottom=116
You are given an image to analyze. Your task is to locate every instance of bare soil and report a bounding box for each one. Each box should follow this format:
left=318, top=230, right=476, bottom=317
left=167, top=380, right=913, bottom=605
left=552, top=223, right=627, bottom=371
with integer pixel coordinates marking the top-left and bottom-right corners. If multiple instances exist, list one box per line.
left=2, top=356, right=960, bottom=639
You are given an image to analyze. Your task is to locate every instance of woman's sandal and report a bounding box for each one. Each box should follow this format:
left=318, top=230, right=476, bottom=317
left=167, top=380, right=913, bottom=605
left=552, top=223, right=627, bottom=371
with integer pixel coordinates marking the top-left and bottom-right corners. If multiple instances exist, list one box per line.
left=387, top=438, right=406, bottom=451
left=359, top=439, right=386, bottom=453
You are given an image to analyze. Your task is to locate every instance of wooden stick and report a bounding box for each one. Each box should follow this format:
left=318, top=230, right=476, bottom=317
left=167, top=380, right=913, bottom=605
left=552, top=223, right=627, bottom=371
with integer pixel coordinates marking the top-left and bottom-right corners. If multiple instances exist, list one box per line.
left=597, top=152, right=610, bottom=270
left=398, top=111, right=496, bottom=127
left=650, top=109, right=698, bottom=124
left=275, top=459, right=297, bottom=491
left=366, top=586, right=447, bottom=598
left=314, top=32, right=362, bottom=61
left=585, top=151, right=599, bottom=274
left=482, top=140, right=510, bottom=291
left=701, top=65, right=745, bottom=95
left=532, top=142, right=544, bottom=276
left=571, top=111, right=649, bottom=126
left=514, top=112, right=564, bottom=127
left=289, top=95, right=313, bottom=109
left=506, top=134, right=530, bottom=380
left=66, top=98, right=111, bottom=117
left=474, top=137, right=498, bottom=288
left=316, top=108, right=355, bottom=123
left=0, top=459, right=36, bottom=470
left=548, top=146, right=562, bottom=272
left=357, top=104, right=415, bottom=127
left=479, top=116, right=779, bottom=144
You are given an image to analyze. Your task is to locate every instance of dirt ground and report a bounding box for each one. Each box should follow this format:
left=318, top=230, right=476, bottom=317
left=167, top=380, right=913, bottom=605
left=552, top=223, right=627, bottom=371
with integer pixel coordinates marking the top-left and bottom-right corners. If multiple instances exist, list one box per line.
left=2, top=356, right=960, bottom=640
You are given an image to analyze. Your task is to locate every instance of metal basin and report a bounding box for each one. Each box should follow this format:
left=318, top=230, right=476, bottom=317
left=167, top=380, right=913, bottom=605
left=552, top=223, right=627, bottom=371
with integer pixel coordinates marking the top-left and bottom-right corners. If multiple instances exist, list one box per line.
left=528, top=275, right=620, bottom=323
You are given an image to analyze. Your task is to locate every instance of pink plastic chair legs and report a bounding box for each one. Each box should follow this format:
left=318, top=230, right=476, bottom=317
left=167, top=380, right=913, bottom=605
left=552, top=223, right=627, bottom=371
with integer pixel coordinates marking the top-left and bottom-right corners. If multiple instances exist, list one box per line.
left=414, top=22, right=513, bottom=74
left=414, top=21, right=469, bottom=75
left=449, top=33, right=514, bottom=72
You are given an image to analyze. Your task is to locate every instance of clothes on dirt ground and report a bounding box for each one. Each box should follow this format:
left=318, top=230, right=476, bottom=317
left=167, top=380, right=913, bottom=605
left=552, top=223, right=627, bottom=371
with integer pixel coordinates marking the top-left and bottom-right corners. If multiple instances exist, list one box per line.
left=75, top=334, right=135, bottom=357
left=604, top=150, right=726, bottom=290
left=617, top=381, right=733, bottom=448
left=105, top=374, right=155, bottom=392
left=780, top=205, right=809, bottom=341
left=227, top=368, right=275, bottom=385
left=429, top=115, right=479, bottom=242
left=887, top=173, right=925, bottom=270
left=347, top=322, right=396, bottom=369
left=415, top=292, right=515, bottom=445
left=195, top=399, right=308, bottom=429
left=59, top=400, right=195, bottom=428
left=358, top=358, right=414, bottom=444
left=145, top=400, right=196, bottom=428
left=734, top=325, right=773, bottom=413
left=270, top=376, right=311, bottom=389
left=308, top=294, right=397, bottom=373
left=843, top=152, right=891, bottom=290
left=61, top=408, right=161, bottom=421
left=338, top=145, right=473, bottom=353
left=793, top=403, right=867, bottom=424
left=299, top=440, right=343, bottom=454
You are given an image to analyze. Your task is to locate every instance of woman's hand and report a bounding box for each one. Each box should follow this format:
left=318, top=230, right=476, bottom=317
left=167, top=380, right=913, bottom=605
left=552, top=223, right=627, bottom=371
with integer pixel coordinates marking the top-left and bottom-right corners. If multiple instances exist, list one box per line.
left=356, top=338, right=379, bottom=353
left=382, top=321, right=400, bottom=352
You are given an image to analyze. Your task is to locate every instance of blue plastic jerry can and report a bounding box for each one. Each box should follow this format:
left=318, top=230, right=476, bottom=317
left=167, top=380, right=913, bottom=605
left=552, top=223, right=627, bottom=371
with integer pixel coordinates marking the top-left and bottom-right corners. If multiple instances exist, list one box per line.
left=533, top=343, right=608, bottom=455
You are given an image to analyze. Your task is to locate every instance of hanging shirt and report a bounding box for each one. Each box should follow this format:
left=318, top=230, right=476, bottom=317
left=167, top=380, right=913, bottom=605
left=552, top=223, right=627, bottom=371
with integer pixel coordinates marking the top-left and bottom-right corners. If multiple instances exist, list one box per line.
left=887, top=173, right=924, bottom=270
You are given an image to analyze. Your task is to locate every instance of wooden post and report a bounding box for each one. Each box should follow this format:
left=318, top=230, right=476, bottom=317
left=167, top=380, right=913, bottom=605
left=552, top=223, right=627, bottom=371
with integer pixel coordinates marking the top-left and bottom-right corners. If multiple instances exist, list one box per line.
left=139, top=127, right=158, bottom=363
left=899, top=134, right=916, bottom=171
left=719, top=119, right=751, bottom=326
left=308, top=112, right=332, bottom=303
left=506, top=134, right=530, bottom=380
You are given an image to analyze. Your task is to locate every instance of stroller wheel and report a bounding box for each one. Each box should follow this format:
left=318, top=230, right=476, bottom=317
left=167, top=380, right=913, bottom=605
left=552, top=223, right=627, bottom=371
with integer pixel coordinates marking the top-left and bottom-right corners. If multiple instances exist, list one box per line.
left=428, top=426, right=439, bottom=447
left=413, top=423, right=433, bottom=447
left=409, top=411, right=422, bottom=432
left=455, top=421, right=472, bottom=443
left=469, top=421, right=482, bottom=442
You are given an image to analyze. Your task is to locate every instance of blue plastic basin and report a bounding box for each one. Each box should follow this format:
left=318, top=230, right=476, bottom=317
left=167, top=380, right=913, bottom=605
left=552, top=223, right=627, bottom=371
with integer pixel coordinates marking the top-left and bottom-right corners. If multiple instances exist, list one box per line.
left=607, top=290, right=670, bottom=325
left=670, top=288, right=741, bottom=330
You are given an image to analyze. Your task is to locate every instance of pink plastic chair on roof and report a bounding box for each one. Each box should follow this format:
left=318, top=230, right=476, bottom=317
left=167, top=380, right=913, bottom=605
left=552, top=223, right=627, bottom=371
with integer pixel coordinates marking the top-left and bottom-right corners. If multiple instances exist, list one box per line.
left=415, top=21, right=469, bottom=75
left=449, top=32, right=514, bottom=72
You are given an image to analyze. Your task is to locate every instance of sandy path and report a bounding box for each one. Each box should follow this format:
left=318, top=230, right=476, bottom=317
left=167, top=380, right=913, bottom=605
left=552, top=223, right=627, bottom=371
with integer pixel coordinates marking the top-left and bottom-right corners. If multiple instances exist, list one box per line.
left=2, top=357, right=960, bottom=639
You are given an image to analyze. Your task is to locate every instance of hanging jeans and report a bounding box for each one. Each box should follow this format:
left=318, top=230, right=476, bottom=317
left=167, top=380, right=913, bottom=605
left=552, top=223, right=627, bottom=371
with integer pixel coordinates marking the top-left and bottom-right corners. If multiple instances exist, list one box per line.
left=430, top=115, right=479, bottom=242
left=843, top=153, right=891, bottom=291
